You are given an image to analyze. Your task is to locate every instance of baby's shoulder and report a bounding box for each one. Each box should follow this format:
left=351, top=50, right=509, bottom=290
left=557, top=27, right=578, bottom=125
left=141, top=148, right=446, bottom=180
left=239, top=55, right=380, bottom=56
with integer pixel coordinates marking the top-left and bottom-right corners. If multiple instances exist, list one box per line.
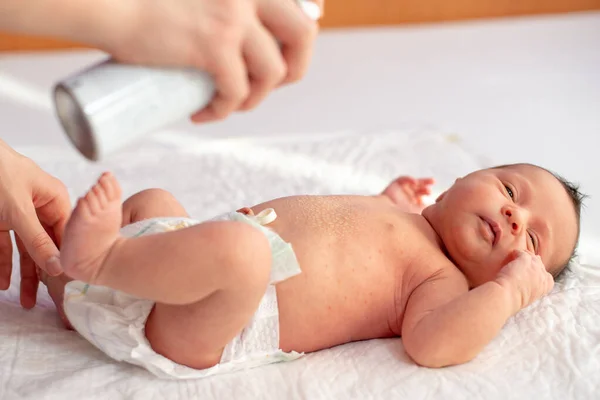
left=399, top=216, right=468, bottom=288
left=392, top=238, right=467, bottom=330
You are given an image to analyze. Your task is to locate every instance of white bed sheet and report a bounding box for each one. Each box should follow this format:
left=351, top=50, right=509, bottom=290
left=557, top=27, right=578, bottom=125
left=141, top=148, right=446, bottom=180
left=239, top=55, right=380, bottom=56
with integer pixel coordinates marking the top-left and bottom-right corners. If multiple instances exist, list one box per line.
left=0, top=129, right=599, bottom=400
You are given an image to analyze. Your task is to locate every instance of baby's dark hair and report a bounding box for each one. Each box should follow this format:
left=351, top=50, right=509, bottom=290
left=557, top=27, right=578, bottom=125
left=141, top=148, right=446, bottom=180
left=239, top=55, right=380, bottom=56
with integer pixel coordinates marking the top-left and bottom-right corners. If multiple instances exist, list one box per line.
left=493, top=163, right=587, bottom=279
left=551, top=171, right=586, bottom=279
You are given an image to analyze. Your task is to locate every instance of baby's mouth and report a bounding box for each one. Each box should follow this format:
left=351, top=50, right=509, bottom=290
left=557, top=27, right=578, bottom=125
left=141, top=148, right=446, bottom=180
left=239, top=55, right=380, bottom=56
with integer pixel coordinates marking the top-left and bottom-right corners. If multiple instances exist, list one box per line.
left=480, top=216, right=501, bottom=246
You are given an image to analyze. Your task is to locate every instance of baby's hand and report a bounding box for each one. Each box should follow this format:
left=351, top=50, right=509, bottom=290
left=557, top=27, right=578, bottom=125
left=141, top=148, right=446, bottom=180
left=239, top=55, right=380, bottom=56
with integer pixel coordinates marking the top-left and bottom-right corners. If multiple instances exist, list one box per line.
left=381, top=176, right=435, bottom=214
left=236, top=207, right=254, bottom=216
left=495, top=251, right=554, bottom=313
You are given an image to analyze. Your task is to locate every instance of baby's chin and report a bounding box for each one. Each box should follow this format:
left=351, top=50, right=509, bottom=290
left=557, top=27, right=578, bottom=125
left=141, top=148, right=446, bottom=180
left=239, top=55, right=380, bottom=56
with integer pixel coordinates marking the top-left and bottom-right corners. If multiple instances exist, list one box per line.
left=420, top=204, right=435, bottom=220
left=455, top=258, right=506, bottom=288
left=422, top=207, right=502, bottom=281
left=443, top=245, right=505, bottom=284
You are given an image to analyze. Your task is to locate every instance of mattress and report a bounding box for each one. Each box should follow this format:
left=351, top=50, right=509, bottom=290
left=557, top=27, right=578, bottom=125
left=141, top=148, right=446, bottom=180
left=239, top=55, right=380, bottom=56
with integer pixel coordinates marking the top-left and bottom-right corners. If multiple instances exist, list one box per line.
left=1, top=129, right=598, bottom=399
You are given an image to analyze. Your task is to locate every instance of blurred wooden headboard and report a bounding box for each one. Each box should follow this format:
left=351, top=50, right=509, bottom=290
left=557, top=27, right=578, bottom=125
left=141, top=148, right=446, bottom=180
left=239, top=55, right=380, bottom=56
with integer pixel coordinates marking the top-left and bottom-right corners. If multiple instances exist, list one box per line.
left=1, top=0, right=599, bottom=51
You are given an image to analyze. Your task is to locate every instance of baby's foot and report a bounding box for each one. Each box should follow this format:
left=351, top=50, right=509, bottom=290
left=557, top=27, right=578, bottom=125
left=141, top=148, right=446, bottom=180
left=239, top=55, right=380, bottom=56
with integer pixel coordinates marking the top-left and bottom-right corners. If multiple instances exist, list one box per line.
left=60, top=172, right=123, bottom=283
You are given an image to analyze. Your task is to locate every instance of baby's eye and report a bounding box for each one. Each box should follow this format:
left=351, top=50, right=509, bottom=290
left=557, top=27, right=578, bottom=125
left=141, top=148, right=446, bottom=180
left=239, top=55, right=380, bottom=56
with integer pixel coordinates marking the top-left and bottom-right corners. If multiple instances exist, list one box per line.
left=504, top=185, right=514, bottom=199
left=528, top=232, right=537, bottom=252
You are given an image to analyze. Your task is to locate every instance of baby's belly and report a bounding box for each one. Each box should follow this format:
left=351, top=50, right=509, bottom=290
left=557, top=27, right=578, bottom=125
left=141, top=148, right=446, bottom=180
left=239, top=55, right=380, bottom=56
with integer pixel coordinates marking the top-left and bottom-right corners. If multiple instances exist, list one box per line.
left=263, top=206, right=403, bottom=352
left=275, top=271, right=397, bottom=353
left=246, top=195, right=413, bottom=353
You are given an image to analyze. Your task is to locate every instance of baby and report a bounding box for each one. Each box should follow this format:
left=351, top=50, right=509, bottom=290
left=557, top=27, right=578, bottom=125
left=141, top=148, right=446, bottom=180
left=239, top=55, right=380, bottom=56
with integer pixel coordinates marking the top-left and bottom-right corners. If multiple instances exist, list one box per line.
left=41, top=163, right=584, bottom=379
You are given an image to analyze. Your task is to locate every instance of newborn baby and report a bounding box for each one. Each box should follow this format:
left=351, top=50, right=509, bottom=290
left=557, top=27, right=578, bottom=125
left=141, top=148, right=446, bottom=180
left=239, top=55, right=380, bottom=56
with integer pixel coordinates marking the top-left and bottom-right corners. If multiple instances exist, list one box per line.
left=42, top=163, right=584, bottom=379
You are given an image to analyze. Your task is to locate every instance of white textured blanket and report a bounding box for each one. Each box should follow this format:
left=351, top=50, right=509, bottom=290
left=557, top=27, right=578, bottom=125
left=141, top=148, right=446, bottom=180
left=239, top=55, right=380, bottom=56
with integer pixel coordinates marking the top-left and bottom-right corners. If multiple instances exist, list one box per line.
left=1, top=129, right=598, bottom=399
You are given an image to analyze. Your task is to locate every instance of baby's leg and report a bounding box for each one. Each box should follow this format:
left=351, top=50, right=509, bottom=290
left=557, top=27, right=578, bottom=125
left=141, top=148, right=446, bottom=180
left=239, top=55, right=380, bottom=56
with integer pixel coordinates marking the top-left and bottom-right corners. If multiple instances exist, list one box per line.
left=44, top=189, right=188, bottom=329
left=61, top=173, right=273, bottom=369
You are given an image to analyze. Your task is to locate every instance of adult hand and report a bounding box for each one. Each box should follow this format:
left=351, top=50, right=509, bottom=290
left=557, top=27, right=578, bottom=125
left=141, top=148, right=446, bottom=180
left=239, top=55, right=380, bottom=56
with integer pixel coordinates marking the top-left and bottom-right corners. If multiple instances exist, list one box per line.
left=106, top=0, right=322, bottom=122
left=3, top=0, right=323, bottom=121
left=2, top=0, right=323, bottom=122
left=0, top=140, right=70, bottom=308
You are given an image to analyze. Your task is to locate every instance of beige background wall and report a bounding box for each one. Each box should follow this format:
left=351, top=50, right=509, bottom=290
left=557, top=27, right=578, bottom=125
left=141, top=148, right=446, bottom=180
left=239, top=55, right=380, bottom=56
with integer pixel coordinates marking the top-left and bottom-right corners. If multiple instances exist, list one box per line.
left=1, top=0, right=599, bottom=51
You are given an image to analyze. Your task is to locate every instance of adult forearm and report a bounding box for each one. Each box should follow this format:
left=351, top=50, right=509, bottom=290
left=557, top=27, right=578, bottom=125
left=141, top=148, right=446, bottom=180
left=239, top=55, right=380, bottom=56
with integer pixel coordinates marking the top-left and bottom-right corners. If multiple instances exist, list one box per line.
left=404, top=281, right=518, bottom=368
left=0, top=0, right=130, bottom=50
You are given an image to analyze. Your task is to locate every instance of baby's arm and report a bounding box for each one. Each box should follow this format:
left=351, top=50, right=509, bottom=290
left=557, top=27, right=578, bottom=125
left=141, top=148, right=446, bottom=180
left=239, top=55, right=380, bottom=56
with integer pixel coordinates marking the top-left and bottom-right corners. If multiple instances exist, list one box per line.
left=401, top=252, right=553, bottom=367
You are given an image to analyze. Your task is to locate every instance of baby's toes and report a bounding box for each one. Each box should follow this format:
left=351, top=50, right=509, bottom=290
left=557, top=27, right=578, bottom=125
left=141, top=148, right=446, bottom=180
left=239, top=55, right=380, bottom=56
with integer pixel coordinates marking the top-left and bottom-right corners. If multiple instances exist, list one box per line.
left=92, top=184, right=108, bottom=208
left=83, top=191, right=101, bottom=215
left=98, top=172, right=122, bottom=202
left=73, top=195, right=93, bottom=220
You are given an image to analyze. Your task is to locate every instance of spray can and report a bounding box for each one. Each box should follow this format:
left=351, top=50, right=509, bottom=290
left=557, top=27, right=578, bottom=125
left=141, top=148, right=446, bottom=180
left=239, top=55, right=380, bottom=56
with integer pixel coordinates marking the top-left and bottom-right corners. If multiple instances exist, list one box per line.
left=53, top=0, right=321, bottom=161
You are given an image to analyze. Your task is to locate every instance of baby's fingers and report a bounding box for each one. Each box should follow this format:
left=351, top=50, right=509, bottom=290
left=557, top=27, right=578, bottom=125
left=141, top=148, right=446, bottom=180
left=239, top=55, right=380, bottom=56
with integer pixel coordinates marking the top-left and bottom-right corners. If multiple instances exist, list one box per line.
left=416, top=178, right=435, bottom=192
left=416, top=186, right=433, bottom=196
left=396, top=176, right=417, bottom=187
left=531, top=255, right=553, bottom=295
left=542, top=269, right=554, bottom=294
left=508, top=249, right=533, bottom=264
left=531, top=254, right=548, bottom=273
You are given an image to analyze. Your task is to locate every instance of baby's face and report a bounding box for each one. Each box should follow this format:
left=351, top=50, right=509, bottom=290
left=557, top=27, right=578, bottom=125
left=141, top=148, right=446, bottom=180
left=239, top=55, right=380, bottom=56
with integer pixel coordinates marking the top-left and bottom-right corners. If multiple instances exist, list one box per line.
left=422, top=164, right=578, bottom=286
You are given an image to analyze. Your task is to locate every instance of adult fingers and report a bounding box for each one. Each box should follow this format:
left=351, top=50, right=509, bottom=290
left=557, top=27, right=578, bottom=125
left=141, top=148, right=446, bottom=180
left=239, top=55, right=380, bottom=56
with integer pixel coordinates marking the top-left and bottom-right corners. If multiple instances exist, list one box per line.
left=0, top=231, right=12, bottom=290
left=191, top=42, right=249, bottom=123
left=313, top=0, right=325, bottom=9
left=258, top=0, right=319, bottom=84
left=33, top=178, right=71, bottom=248
left=10, top=203, right=62, bottom=277
left=16, top=235, right=39, bottom=309
left=239, top=21, right=287, bottom=111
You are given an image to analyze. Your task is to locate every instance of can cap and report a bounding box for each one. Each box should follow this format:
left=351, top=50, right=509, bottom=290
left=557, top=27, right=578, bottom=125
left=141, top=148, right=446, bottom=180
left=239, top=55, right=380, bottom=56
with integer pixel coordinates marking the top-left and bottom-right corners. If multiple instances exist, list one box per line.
left=54, top=84, right=98, bottom=161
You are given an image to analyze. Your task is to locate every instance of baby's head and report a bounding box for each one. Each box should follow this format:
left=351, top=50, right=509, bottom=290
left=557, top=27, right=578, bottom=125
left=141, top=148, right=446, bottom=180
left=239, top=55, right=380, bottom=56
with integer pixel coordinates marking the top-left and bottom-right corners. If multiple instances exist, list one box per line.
left=422, top=163, right=585, bottom=286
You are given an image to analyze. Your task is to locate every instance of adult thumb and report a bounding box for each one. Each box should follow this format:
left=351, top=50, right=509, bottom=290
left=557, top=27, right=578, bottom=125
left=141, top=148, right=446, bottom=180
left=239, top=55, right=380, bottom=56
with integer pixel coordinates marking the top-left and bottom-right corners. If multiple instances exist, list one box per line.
left=11, top=206, right=62, bottom=276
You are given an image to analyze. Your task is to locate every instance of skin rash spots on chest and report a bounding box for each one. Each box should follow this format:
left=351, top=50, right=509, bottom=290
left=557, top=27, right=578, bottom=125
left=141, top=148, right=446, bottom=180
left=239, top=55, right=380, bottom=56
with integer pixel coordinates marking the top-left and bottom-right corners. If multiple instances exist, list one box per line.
left=291, top=196, right=362, bottom=238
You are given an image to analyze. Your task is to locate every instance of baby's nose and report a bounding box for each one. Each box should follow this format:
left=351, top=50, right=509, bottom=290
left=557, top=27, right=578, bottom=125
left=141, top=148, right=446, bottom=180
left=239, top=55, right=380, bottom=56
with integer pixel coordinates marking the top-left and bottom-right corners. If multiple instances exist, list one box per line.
left=503, top=207, right=523, bottom=233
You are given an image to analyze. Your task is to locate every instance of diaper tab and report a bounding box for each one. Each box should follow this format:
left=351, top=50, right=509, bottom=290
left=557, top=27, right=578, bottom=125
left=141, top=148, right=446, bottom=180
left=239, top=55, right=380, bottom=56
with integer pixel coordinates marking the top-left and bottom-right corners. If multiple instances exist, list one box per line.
left=252, top=208, right=277, bottom=225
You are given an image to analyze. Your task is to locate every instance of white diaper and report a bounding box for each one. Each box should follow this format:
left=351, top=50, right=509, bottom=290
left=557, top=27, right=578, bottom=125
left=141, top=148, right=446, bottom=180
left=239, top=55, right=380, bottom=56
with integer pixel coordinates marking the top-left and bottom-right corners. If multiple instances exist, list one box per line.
left=63, top=209, right=303, bottom=379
